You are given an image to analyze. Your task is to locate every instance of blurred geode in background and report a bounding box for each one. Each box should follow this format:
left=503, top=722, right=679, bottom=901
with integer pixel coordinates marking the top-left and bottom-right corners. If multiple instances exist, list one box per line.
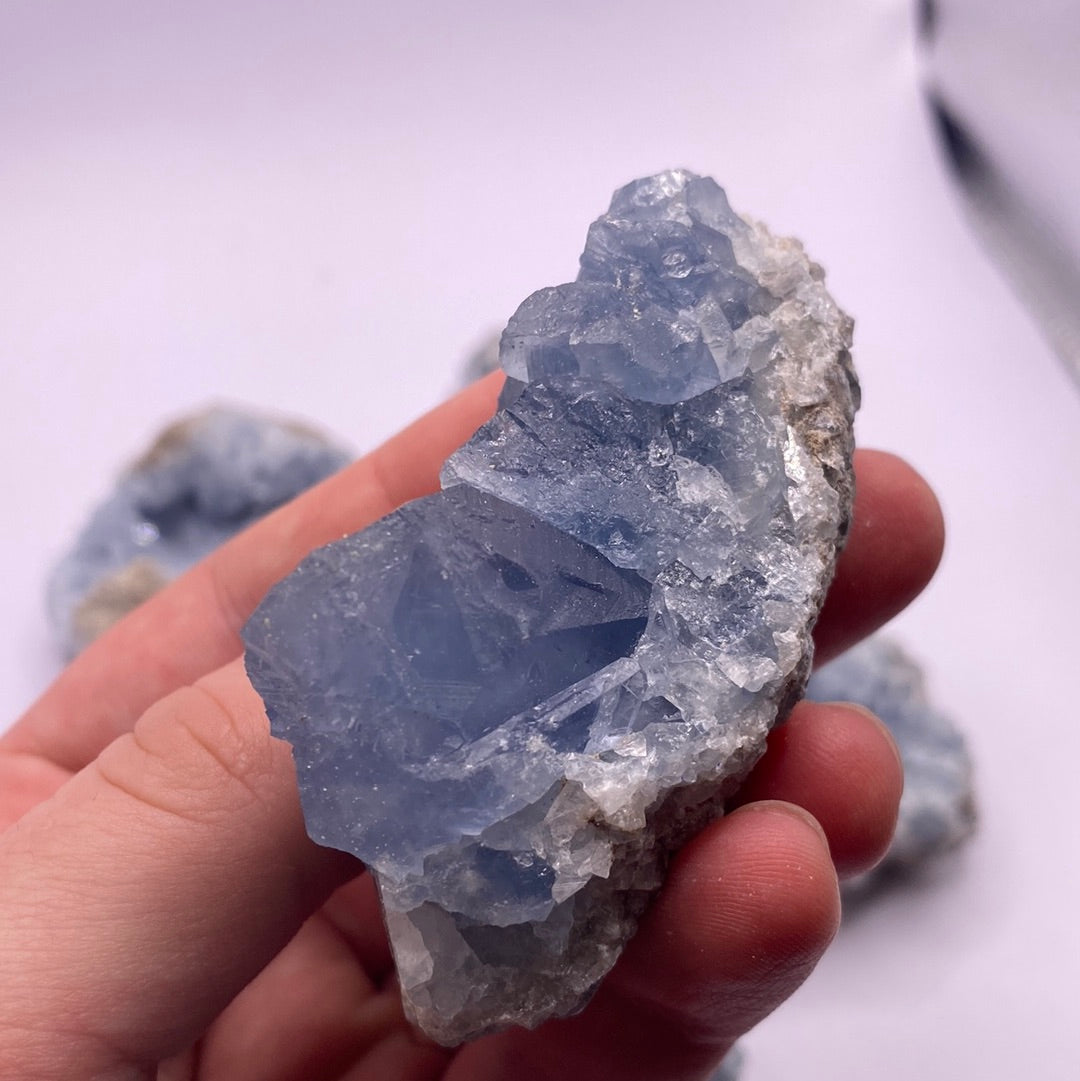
left=457, top=332, right=501, bottom=386
left=48, top=407, right=351, bottom=655
left=806, top=635, right=977, bottom=891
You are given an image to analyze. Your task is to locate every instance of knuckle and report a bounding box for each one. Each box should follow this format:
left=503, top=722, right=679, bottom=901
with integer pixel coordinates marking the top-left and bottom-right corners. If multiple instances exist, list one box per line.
left=95, top=681, right=281, bottom=828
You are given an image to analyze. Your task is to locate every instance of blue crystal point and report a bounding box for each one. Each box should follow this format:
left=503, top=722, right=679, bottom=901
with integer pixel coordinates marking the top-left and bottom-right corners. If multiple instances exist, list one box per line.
left=500, top=170, right=776, bottom=403
left=243, top=170, right=859, bottom=1043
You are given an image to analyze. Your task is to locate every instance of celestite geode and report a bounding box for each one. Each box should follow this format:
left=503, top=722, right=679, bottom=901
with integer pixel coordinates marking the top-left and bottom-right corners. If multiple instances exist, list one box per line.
left=243, top=171, right=859, bottom=1044
left=48, top=407, right=351, bottom=655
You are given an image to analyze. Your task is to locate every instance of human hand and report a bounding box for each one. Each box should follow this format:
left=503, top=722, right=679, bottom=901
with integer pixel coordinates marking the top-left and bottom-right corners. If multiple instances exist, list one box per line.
left=0, top=372, right=943, bottom=1081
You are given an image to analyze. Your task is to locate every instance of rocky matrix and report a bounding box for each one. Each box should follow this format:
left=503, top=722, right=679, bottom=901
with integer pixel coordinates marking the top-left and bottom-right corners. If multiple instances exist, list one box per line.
left=244, top=171, right=859, bottom=1044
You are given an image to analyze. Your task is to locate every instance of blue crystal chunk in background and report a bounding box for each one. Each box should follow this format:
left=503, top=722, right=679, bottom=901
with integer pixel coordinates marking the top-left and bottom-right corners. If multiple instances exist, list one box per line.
left=49, top=407, right=351, bottom=655
left=244, top=170, right=859, bottom=1043
left=806, top=635, right=976, bottom=890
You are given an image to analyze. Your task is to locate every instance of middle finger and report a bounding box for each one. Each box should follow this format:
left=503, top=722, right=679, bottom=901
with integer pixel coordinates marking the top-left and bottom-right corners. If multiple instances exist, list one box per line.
left=728, top=699, right=903, bottom=878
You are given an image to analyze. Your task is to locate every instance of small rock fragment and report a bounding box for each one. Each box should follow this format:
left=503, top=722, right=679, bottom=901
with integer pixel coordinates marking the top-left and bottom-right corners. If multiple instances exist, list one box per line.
left=458, top=332, right=502, bottom=385
left=708, top=1045, right=745, bottom=1081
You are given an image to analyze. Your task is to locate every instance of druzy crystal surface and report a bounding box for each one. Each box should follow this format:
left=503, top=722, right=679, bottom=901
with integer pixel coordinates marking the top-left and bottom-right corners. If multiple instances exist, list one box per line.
left=49, top=408, right=350, bottom=655
left=244, top=171, right=859, bottom=1044
left=806, top=636, right=976, bottom=890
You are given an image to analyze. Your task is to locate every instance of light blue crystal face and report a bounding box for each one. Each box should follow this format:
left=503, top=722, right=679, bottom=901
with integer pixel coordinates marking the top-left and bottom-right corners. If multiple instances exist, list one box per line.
left=246, top=484, right=650, bottom=872
left=49, top=408, right=350, bottom=655
left=806, top=637, right=976, bottom=888
left=500, top=174, right=777, bottom=403
left=444, top=375, right=785, bottom=578
left=244, top=170, right=859, bottom=1043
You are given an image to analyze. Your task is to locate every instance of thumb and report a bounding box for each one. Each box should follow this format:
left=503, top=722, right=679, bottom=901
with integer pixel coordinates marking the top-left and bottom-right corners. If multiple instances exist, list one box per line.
left=0, top=660, right=357, bottom=1078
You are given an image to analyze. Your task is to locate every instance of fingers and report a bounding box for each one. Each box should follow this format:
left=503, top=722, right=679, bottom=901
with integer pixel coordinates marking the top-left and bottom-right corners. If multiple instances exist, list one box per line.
left=0, top=659, right=359, bottom=1078
left=187, top=906, right=432, bottom=1081
left=813, top=450, right=944, bottom=667
left=3, top=372, right=504, bottom=773
left=451, top=699, right=901, bottom=1081
left=0, top=752, right=71, bottom=828
left=730, top=700, right=903, bottom=878
left=451, top=804, right=839, bottom=1081
left=612, top=803, right=840, bottom=1045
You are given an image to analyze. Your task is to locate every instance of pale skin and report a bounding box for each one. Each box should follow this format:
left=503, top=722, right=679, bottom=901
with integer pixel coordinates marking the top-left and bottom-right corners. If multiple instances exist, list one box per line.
left=0, top=371, right=944, bottom=1081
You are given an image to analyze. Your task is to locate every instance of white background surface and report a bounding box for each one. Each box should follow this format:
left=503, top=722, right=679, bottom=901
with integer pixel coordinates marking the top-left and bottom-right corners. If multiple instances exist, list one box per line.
left=2, top=2, right=1078, bottom=1078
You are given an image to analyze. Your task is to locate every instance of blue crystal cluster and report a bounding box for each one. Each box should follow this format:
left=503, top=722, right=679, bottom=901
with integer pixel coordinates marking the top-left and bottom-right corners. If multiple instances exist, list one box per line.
left=49, top=408, right=350, bottom=655
left=806, top=636, right=976, bottom=889
left=708, top=1045, right=745, bottom=1081
left=244, top=171, right=859, bottom=1043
